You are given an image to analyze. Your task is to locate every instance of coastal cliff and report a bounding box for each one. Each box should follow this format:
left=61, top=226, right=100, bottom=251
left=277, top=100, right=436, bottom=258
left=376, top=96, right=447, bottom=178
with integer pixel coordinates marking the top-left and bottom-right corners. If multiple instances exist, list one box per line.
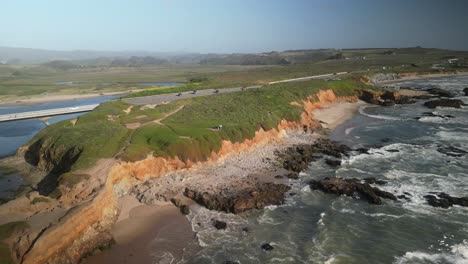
left=1, top=82, right=362, bottom=263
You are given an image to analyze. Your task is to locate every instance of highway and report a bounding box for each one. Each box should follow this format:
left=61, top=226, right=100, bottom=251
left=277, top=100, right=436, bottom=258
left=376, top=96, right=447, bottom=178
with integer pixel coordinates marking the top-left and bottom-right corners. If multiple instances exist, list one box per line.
left=124, top=71, right=348, bottom=105
left=0, top=104, right=99, bottom=122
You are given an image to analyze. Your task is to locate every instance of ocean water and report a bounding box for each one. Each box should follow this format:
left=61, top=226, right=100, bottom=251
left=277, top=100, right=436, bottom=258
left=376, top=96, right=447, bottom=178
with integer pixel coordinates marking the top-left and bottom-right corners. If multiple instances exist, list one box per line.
left=183, top=76, right=468, bottom=264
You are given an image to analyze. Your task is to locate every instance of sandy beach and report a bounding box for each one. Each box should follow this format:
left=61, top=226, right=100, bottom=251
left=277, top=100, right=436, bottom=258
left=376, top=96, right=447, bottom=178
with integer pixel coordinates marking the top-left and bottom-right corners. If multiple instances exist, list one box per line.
left=82, top=100, right=366, bottom=263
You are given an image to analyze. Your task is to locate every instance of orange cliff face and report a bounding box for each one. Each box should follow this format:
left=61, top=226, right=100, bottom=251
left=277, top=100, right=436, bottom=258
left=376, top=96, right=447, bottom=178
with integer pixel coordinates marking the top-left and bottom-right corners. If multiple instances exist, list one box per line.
left=18, top=89, right=358, bottom=264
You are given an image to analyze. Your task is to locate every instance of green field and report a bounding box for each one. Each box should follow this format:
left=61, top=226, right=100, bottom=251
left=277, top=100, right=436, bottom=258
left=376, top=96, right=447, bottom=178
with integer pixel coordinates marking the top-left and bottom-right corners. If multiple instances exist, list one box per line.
left=1, top=48, right=467, bottom=102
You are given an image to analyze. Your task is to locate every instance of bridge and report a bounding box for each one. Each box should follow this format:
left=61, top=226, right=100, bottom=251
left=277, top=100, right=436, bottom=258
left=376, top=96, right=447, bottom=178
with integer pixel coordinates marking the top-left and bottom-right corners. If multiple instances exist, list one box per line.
left=0, top=104, right=99, bottom=122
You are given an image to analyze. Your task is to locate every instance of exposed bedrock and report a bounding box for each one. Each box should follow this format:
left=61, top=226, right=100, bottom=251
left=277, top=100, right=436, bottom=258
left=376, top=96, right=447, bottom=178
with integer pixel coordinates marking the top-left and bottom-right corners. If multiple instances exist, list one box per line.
left=358, top=89, right=416, bottom=106
left=309, top=177, right=397, bottom=205
left=280, top=138, right=351, bottom=172
left=426, top=88, right=455, bottom=98
left=423, top=99, right=466, bottom=109
left=424, top=193, right=468, bottom=209
left=184, top=182, right=291, bottom=214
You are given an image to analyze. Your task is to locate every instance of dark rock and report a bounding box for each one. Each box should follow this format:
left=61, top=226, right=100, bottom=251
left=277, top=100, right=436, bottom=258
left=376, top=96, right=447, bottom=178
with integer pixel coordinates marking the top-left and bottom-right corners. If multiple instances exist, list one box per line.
left=386, top=149, right=399, bottom=153
left=325, top=159, right=341, bottom=167
left=185, top=183, right=291, bottom=214
left=310, top=177, right=396, bottom=205
left=261, top=243, right=274, bottom=251
left=171, top=198, right=190, bottom=215
left=363, top=177, right=388, bottom=185
left=225, top=261, right=240, bottom=264
left=180, top=205, right=190, bottom=215
left=359, top=90, right=381, bottom=105
left=274, top=175, right=284, bottom=179
left=212, top=220, right=227, bottom=230
left=397, top=195, right=411, bottom=201
left=285, top=172, right=299, bottom=179
left=424, top=99, right=466, bottom=109
left=355, top=147, right=369, bottom=154
left=424, top=193, right=468, bottom=208
left=464, top=87, right=468, bottom=96
left=437, top=146, right=468, bottom=157
left=281, top=139, right=351, bottom=173
left=242, top=227, right=251, bottom=233
left=380, top=99, right=396, bottom=107
left=427, top=88, right=455, bottom=98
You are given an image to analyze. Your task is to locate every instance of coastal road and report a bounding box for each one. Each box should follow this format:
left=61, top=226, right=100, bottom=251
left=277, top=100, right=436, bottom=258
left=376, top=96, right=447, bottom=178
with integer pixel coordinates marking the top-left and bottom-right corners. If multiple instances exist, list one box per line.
left=124, top=71, right=348, bottom=105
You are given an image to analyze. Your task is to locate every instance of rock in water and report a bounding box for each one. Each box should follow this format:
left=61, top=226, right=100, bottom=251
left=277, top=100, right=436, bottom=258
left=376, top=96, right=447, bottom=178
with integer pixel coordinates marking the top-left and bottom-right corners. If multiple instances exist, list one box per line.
left=185, top=182, right=291, bottom=214
left=426, top=88, right=455, bottom=98
left=261, top=243, right=274, bottom=251
left=464, top=87, right=468, bottom=96
left=423, top=99, right=466, bottom=109
left=424, top=193, right=468, bottom=209
left=325, top=159, right=341, bottom=167
left=310, top=177, right=397, bottom=205
left=212, top=220, right=227, bottom=230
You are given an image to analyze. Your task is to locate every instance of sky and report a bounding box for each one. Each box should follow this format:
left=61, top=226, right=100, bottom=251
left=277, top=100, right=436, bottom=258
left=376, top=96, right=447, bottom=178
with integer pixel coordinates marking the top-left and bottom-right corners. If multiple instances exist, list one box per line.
left=1, top=0, right=468, bottom=53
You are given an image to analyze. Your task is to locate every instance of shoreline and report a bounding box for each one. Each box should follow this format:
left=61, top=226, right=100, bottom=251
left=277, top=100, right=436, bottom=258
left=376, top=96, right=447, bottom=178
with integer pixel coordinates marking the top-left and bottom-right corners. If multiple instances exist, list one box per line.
left=377, top=71, right=468, bottom=84
left=83, top=100, right=366, bottom=263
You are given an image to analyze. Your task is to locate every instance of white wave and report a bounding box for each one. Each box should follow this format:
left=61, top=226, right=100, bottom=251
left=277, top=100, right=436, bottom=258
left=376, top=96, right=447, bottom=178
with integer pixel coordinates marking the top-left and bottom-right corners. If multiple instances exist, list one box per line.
left=436, top=131, right=468, bottom=142
left=394, top=240, right=468, bottom=264
left=359, top=105, right=403, bottom=121
left=418, top=116, right=450, bottom=124
left=317, top=212, right=326, bottom=226
left=345, top=127, right=355, bottom=135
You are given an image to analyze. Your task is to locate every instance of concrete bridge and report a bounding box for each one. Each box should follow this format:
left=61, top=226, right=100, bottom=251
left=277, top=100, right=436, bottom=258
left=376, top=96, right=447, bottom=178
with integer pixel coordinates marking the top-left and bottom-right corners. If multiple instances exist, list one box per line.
left=0, top=104, right=99, bottom=122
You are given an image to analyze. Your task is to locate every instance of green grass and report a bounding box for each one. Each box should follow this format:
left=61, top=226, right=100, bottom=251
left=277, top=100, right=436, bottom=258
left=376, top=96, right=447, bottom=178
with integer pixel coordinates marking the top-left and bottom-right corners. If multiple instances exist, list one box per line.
left=0, top=221, right=28, bottom=264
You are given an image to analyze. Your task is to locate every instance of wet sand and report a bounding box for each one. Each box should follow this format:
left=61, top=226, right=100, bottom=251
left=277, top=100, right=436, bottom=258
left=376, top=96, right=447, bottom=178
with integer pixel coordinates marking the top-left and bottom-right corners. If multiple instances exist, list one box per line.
left=84, top=195, right=198, bottom=264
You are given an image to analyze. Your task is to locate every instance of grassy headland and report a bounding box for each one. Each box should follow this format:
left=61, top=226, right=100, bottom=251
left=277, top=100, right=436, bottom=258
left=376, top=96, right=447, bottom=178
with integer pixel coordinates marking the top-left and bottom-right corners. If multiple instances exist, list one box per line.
left=22, top=78, right=369, bottom=190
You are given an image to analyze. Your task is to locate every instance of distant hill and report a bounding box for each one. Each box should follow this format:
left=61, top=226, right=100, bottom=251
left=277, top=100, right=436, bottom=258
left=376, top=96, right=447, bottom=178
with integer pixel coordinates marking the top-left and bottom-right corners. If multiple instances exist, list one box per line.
left=0, top=47, right=191, bottom=64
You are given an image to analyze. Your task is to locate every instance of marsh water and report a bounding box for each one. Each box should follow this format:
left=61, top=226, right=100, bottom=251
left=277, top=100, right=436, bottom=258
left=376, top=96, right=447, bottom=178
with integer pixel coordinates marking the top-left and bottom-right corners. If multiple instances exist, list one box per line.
left=182, top=76, right=468, bottom=264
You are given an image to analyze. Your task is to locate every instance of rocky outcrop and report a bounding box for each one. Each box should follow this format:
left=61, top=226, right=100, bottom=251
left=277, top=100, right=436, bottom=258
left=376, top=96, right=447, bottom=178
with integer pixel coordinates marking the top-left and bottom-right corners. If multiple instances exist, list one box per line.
left=184, top=182, right=291, bottom=214
left=423, top=99, right=466, bottom=109
left=424, top=193, right=468, bottom=209
left=281, top=139, right=351, bottom=172
left=359, top=89, right=416, bottom=106
left=426, top=88, right=455, bottom=98
left=309, top=177, right=397, bottom=205
left=380, top=91, right=416, bottom=104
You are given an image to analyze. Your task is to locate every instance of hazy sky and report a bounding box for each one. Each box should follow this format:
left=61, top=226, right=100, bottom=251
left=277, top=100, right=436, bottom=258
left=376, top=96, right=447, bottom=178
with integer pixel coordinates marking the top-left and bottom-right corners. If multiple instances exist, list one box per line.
left=1, top=0, right=468, bottom=53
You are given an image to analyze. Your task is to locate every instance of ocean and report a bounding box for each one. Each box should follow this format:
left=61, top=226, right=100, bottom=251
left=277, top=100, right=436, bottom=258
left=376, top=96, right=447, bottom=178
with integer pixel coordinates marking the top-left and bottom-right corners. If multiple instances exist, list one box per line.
left=183, top=76, right=468, bottom=264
